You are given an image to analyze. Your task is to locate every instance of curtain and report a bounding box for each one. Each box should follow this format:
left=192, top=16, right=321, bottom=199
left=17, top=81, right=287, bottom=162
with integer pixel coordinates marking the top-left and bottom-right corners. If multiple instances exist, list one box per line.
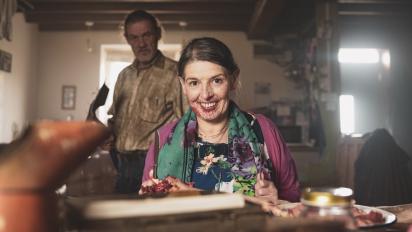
left=336, top=135, right=365, bottom=189
left=0, top=0, right=17, bottom=41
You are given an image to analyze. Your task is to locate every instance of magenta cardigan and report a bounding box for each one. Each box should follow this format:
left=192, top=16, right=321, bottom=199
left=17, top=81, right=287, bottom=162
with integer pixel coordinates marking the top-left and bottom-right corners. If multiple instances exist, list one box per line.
left=143, top=114, right=301, bottom=202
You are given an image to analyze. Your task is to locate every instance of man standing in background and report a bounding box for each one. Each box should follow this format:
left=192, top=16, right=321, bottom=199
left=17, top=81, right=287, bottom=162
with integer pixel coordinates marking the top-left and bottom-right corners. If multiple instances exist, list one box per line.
left=108, top=10, right=186, bottom=193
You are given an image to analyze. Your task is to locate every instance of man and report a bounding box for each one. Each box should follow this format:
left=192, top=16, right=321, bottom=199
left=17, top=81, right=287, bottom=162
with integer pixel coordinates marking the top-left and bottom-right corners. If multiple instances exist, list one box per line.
left=108, top=10, right=186, bottom=193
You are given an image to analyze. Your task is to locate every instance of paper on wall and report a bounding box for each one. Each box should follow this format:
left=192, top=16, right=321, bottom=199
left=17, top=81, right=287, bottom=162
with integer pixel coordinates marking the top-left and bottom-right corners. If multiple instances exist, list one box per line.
left=277, top=105, right=291, bottom=116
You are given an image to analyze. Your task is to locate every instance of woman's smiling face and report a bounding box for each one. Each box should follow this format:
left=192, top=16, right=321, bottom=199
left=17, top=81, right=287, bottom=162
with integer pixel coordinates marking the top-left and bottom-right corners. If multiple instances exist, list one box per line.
left=181, top=60, right=236, bottom=123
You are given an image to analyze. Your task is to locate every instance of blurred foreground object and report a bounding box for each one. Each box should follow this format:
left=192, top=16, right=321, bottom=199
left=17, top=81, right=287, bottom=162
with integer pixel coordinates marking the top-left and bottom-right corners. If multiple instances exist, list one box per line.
left=0, top=121, right=109, bottom=232
left=300, top=187, right=356, bottom=229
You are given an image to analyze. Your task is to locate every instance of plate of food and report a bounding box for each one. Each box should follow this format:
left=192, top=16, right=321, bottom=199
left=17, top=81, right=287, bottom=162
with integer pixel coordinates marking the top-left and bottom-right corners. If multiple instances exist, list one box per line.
left=268, top=202, right=396, bottom=228
left=139, top=176, right=196, bottom=194
left=352, top=205, right=396, bottom=228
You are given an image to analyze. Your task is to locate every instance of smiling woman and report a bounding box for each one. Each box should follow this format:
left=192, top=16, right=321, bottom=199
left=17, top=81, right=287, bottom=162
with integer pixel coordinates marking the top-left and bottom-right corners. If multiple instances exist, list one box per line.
left=180, top=60, right=233, bottom=141
left=141, top=37, right=301, bottom=204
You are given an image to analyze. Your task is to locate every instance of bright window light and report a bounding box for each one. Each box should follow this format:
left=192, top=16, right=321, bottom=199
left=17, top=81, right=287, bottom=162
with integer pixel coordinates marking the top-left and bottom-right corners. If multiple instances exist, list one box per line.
left=381, top=50, right=391, bottom=69
left=96, top=61, right=130, bottom=125
left=107, top=61, right=130, bottom=88
left=340, top=95, right=355, bottom=135
left=338, top=48, right=379, bottom=64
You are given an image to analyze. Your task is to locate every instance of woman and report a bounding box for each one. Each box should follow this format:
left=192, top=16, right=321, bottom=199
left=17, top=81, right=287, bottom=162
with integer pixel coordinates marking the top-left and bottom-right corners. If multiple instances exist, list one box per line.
left=141, top=37, right=300, bottom=203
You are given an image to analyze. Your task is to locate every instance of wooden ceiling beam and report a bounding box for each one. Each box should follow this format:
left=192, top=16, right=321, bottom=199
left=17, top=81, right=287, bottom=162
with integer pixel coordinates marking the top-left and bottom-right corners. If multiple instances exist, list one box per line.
left=38, top=23, right=122, bottom=31
left=30, top=2, right=253, bottom=13
left=339, top=14, right=412, bottom=25
left=23, top=0, right=320, bottom=35
left=26, top=12, right=247, bottom=24
left=338, top=3, right=412, bottom=15
left=338, top=0, right=411, bottom=4
left=338, top=0, right=411, bottom=5
left=38, top=22, right=245, bottom=31
left=29, top=9, right=250, bottom=15
left=163, top=23, right=246, bottom=31
left=339, top=11, right=412, bottom=16
left=31, top=0, right=251, bottom=2
left=247, top=0, right=285, bottom=40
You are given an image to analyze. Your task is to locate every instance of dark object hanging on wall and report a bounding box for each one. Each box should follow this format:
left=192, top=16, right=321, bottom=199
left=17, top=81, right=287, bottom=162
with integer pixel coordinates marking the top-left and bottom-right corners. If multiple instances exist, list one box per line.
left=0, top=49, right=12, bottom=72
left=86, top=84, right=109, bottom=121
left=309, top=100, right=326, bottom=155
left=354, top=128, right=412, bottom=206
left=0, top=0, right=17, bottom=41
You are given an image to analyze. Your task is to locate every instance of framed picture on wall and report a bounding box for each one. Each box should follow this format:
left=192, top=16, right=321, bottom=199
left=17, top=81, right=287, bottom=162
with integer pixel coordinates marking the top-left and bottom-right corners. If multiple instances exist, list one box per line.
left=62, top=85, right=76, bottom=110
left=0, top=49, right=12, bottom=73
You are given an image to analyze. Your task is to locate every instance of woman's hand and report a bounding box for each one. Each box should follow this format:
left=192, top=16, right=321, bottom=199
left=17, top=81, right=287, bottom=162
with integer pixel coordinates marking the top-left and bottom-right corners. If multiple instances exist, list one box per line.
left=139, top=170, right=198, bottom=194
left=164, top=176, right=198, bottom=192
left=254, top=172, right=278, bottom=205
left=139, top=169, right=160, bottom=195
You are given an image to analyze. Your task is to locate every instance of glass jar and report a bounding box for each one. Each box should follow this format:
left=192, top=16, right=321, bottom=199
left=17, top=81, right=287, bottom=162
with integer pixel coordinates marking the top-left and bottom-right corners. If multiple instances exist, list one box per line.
left=300, top=187, right=356, bottom=229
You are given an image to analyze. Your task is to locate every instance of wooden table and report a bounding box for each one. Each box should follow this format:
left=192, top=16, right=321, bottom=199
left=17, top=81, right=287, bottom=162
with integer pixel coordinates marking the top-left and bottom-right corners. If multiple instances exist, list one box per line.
left=63, top=195, right=412, bottom=232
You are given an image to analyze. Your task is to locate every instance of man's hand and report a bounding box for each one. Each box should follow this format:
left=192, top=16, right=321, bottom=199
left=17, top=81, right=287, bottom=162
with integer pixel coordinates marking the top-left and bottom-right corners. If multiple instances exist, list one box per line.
left=254, top=172, right=278, bottom=205
left=99, top=135, right=114, bottom=152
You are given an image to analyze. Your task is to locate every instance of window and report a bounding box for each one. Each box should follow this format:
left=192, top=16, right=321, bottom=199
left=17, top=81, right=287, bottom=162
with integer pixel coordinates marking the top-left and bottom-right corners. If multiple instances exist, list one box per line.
left=338, top=48, right=390, bottom=68
left=96, top=61, right=131, bottom=125
left=338, top=48, right=391, bottom=135
left=338, top=48, right=379, bottom=64
left=339, top=95, right=354, bottom=135
left=97, top=45, right=133, bottom=125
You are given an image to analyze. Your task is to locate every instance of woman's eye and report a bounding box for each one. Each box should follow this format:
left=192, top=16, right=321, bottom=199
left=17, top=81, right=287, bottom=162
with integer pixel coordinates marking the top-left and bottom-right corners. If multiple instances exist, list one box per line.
left=188, top=81, right=198, bottom=87
left=213, top=78, right=224, bottom=84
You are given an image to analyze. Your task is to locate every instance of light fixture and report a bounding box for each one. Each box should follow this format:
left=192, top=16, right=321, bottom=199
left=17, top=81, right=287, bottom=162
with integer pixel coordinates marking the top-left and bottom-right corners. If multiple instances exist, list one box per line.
left=85, top=21, right=94, bottom=28
left=178, top=21, right=188, bottom=46
left=85, top=21, right=95, bottom=53
left=178, top=21, right=188, bottom=27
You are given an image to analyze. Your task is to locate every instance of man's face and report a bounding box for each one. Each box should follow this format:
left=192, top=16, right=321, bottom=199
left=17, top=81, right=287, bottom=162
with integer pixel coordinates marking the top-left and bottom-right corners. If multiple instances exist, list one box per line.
left=125, top=20, right=159, bottom=65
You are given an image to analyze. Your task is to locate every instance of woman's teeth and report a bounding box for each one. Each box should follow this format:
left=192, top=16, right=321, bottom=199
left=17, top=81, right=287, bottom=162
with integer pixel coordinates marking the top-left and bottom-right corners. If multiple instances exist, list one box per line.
left=200, top=102, right=216, bottom=109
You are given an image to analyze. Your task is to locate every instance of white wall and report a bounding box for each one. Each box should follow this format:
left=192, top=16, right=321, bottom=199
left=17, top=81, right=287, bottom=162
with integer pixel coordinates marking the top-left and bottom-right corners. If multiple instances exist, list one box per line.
left=36, top=30, right=125, bottom=120
left=0, top=13, right=39, bottom=142
left=36, top=30, right=302, bottom=121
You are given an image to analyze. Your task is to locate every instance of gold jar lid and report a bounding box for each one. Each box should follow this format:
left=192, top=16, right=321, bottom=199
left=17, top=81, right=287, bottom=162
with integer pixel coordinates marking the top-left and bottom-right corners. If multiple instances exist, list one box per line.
left=301, top=187, right=353, bottom=207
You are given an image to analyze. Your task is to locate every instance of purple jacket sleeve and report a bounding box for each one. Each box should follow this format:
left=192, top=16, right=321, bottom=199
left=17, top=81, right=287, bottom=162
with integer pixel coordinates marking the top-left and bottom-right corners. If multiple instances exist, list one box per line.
left=142, top=142, right=156, bottom=182
left=256, top=114, right=301, bottom=202
left=142, top=120, right=179, bottom=182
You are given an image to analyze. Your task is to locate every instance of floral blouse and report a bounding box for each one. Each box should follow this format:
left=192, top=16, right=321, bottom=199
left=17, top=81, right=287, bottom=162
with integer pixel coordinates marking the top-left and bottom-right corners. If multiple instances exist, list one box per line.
left=143, top=113, right=301, bottom=202
left=191, top=139, right=258, bottom=196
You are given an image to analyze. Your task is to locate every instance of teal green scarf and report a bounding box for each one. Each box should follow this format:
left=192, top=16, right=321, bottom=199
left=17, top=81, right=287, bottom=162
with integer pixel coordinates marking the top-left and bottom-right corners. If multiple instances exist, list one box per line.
left=156, top=102, right=263, bottom=183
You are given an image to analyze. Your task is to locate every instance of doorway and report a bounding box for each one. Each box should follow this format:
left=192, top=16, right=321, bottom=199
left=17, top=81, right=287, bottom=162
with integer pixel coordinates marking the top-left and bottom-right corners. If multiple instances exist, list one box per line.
left=97, top=43, right=182, bottom=125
